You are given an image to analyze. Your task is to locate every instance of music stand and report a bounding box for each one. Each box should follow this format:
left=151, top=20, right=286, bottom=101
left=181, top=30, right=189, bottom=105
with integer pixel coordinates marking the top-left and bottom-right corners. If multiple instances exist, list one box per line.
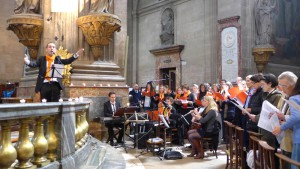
left=124, top=111, right=151, bottom=157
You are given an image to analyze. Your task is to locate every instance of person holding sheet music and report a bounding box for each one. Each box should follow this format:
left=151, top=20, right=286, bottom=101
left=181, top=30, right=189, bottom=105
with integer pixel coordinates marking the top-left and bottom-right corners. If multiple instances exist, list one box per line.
left=248, top=73, right=282, bottom=148
left=187, top=96, right=219, bottom=159
left=242, top=74, right=264, bottom=132
left=24, top=42, right=84, bottom=102
left=272, top=71, right=298, bottom=168
left=240, top=74, right=264, bottom=149
left=273, top=77, right=300, bottom=169
left=104, top=91, right=124, bottom=146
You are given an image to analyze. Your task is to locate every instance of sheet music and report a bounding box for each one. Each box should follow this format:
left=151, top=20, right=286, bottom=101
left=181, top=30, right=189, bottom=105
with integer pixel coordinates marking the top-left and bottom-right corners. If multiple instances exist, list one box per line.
left=181, top=100, right=188, bottom=104
left=52, top=64, right=64, bottom=78
left=269, top=113, right=284, bottom=143
left=257, top=100, right=284, bottom=143
left=230, top=100, right=250, bottom=116
left=144, top=96, right=150, bottom=107
left=158, top=114, right=170, bottom=128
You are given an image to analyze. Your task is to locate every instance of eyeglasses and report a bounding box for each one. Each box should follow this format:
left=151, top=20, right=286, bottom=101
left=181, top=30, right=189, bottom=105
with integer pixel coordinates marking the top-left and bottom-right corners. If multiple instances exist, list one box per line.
left=278, top=84, right=289, bottom=89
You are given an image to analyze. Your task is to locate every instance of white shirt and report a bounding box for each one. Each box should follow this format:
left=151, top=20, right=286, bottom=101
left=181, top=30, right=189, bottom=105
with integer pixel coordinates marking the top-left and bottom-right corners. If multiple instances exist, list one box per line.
left=110, top=102, right=116, bottom=116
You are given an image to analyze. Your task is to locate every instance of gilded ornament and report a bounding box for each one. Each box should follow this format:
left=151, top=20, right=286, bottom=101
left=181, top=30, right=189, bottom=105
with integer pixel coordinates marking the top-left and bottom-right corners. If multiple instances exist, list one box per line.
left=55, top=46, right=73, bottom=86
left=77, top=13, right=121, bottom=60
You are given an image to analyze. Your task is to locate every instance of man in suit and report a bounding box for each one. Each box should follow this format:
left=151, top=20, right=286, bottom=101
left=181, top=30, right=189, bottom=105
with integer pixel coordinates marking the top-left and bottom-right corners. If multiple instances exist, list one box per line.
left=104, top=91, right=124, bottom=146
left=24, top=42, right=84, bottom=102
left=129, top=84, right=142, bottom=111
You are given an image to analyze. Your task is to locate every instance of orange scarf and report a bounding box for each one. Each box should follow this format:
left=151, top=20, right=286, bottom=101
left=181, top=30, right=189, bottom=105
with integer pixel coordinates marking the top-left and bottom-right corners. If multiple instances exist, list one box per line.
left=181, top=90, right=191, bottom=100
left=45, top=54, right=55, bottom=81
left=159, top=93, right=164, bottom=101
left=175, top=94, right=181, bottom=100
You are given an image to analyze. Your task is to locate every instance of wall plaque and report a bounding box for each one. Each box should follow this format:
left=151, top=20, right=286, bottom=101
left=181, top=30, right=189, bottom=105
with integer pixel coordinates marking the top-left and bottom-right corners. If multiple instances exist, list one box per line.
left=221, top=27, right=238, bottom=82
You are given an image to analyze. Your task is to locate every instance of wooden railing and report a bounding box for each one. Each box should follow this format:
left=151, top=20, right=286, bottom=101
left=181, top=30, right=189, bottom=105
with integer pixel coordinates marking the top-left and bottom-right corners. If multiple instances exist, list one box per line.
left=0, top=101, right=90, bottom=169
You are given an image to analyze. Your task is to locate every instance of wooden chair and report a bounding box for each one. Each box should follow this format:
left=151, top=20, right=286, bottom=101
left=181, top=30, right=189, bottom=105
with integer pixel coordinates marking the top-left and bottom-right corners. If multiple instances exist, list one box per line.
left=275, top=153, right=300, bottom=169
left=235, top=126, right=246, bottom=169
left=201, top=133, right=219, bottom=159
left=259, top=141, right=275, bottom=169
left=249, top=136, right=263, bottom=169
left=224, top=121, right=236, bottom=169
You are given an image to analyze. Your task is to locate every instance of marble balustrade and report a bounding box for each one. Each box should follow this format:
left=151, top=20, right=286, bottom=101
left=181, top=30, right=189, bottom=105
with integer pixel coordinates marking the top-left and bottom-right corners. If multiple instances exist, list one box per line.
left=0, top=100, right=91, bottom=169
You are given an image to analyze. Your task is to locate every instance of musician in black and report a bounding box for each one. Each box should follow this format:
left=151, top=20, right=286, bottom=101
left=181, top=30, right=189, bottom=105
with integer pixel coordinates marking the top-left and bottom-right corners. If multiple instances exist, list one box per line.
left=104, top=91, right=124, bottom=146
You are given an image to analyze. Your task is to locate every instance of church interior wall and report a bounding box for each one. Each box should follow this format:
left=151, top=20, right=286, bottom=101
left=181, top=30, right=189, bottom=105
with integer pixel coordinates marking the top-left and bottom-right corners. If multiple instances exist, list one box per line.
left=134, top=0, right=219, bottom=86
left=0, top=0, right=25, bottom=83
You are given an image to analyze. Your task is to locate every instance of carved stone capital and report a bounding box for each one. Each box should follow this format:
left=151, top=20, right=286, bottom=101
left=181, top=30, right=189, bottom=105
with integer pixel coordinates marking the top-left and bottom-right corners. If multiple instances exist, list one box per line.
left=252, top=47, right=275, bottom=73
left=77, top=13, right=121, bottom=60
left=7, top=14, right=43, bottom=59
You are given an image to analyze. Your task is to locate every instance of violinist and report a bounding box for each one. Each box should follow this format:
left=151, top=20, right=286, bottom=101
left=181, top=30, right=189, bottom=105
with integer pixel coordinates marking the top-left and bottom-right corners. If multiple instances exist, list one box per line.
left=163, top=97, right=178, bottom=127
left=187, top=96, right=219, bottom=159
left=142, top=82, right=156, bottom=110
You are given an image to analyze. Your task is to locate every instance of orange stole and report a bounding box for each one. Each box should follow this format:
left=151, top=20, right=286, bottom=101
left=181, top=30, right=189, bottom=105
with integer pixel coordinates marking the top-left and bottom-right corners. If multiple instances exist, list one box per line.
left=45, top=54, right=55, bottom=81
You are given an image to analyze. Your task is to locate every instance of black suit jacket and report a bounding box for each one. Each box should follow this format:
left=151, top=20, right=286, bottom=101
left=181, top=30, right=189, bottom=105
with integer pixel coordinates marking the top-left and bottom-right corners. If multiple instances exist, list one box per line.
left=104, top=100, right=121, bottom=117
left=27, top=55, right=77, bottom=93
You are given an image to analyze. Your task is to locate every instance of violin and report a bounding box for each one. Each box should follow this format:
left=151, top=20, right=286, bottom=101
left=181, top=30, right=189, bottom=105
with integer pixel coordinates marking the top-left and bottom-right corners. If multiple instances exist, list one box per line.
left=142, top=90, right=155, bottom=97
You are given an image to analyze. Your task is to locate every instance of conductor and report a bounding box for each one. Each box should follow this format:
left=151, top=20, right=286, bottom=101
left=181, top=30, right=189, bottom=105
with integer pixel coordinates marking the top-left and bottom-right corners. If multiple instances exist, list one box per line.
left=24, top=42, right=84, bottom=102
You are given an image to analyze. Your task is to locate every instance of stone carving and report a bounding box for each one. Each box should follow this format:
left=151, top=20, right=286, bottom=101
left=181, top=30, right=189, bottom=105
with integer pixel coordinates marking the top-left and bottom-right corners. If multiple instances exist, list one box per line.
left=160, top=8, right=174, bottom=46
left=90, top=0, right=113, bottom=13
left=254, top=0, right=276, bottom=45
left=7, top=14, right=43, bottom=59
left=252, top=47, right=275, bottom=72
left=14, top=0, right=40, bottom=14
left=77, top=13, right=121, bottom=61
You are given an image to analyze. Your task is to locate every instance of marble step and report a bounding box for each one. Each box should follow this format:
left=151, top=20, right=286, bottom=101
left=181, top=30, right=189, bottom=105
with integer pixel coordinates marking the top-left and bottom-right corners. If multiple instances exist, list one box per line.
left=79, top=139, right=125, bottom=169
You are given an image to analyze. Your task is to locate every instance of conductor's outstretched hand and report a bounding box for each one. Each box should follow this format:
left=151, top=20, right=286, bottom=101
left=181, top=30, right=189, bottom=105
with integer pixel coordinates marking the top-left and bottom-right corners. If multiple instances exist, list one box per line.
left=75, top=48, right=84, bottom=57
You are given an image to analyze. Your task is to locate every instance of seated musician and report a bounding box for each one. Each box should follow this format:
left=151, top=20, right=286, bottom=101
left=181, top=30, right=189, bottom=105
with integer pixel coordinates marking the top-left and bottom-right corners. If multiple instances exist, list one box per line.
left=164, top=97, right=179, bottom=128
left=142, top=82, right=156, bottom=110
left=104, top=91, right=124, bottom=146
left=187, top=96, right=218, bottom=159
